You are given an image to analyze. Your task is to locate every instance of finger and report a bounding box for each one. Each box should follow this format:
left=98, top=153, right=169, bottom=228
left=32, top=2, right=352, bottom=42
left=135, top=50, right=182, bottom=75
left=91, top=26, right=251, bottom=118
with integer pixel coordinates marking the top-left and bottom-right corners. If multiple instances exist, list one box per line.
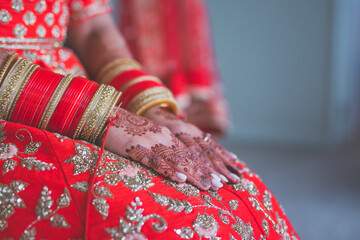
left=126, top=144, right=187, bottom=183
left=206, top=137, right=244, bottom=176
left=194, top=136, right=239, bottom=183
left=151, top=142, right=213, bottom=190
left=175, top=132, right=227, bottom=186
left=169, top=134, right=224, bottom=190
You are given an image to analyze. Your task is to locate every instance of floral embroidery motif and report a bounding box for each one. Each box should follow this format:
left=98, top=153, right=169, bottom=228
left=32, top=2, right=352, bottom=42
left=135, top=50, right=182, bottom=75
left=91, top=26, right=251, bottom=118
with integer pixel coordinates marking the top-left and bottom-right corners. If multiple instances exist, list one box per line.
left=0, top=126, right=55, bottom=174
left=231, top=216, right=254, bottom=240
left=64, top=142, right=98, bottom=175
left=0, top=180, right=28, bottom=231
left=71, top=181, right=89, bottom=193
left=262, top=218, right=269, bottom=237
left=0, top=10, right=12, bottom=24
left=193, top=213, right=219, bottom=238
left=263, top=190, right=273, bottom=211
left=232, top=177, right=259, bottom=196
left=105, top=197, right=167, bottom=239
left=151, top=181, right=256, bottom=239
left=21, top=186, right=71, bottom=239
left=149, top=192, right=193, bottom=213
left=273, top=212, right=291, bottom=240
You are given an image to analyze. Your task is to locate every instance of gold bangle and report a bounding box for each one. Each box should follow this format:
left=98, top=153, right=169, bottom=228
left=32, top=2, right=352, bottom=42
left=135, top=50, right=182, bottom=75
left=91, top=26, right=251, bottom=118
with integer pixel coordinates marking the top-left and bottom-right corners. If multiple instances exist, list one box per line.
left=0, top=59, right=31, bottom=119
left=38, top=74, right=75, bottom=129
left=73, top=84, right=105, bottom=139
left=96, top=58, right=141, bottom=82
left=119, top=75, right=162, bottom=92
left=6, top=63, right=39, bottom=121
left=81, top=85, right=115, bottom=142
left=127, top=86, right=178, bottom=115
left=0, top=53, right=18, bottom=86
left=92, top=90, right=122, bottom=143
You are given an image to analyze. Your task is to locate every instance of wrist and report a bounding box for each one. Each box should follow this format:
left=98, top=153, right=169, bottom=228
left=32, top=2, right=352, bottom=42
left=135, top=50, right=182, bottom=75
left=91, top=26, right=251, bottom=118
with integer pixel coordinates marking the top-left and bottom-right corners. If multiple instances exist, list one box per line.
left=96, top=58, right=178, bottom=115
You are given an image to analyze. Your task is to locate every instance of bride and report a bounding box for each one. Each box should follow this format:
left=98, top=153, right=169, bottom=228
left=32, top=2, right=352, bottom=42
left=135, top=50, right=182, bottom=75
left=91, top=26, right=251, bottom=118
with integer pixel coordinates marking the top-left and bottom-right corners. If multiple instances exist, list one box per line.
left=0, top=0, right=298, bottom=239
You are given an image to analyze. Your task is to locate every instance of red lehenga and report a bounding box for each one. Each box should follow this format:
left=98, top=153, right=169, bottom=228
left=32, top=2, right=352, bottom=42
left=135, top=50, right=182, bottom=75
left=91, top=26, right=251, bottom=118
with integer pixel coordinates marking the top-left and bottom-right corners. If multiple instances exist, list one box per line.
left=0, top=0, right=299, bottom=239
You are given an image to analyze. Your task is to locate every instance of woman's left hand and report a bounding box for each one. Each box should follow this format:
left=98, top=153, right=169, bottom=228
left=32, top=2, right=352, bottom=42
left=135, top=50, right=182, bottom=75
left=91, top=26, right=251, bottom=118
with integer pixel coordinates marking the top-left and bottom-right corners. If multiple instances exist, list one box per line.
left=143, top=107, right=242, bottom=184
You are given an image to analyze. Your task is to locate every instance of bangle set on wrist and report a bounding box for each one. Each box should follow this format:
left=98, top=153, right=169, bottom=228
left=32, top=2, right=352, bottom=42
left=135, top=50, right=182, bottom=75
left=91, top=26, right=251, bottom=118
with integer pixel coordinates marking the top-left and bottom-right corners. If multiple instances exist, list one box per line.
left=97, top=58, right=178, bottom=115
left=0, top=53, right=121, bottom=143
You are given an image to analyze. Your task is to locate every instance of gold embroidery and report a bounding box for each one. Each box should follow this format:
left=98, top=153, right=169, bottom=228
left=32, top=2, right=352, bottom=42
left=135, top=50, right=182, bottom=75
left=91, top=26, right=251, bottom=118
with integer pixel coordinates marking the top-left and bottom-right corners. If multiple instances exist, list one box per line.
left=0, top=180, right=28, bottom=231
left=21, top=187, right=71, bottom=238
left=105, top=197, right=167, bottom=239
left=0, top=125, right=55, bottom=174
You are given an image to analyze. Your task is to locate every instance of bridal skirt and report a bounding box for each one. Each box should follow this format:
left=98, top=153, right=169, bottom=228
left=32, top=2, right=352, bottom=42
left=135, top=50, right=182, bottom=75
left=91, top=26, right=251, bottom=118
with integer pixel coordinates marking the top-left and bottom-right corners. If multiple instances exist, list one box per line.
left=0, top=120, right=299, bottom=239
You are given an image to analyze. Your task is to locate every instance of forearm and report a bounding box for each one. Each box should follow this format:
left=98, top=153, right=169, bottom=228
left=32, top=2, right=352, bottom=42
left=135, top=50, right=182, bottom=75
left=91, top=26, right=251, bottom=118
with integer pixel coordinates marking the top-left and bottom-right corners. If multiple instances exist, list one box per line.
left=0, top=49, right=119, bottom=143
left=66, top=14, right=133, bottom=80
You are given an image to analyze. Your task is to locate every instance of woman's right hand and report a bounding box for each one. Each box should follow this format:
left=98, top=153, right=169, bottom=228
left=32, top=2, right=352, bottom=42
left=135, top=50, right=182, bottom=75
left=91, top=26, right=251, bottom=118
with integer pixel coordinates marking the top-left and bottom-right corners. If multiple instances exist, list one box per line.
left=104, top=107, right=224, bottom=191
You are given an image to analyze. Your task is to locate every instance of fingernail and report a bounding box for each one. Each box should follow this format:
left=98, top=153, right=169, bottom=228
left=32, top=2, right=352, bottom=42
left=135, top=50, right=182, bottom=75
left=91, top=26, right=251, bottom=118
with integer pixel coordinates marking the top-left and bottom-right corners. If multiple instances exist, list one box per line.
left=200, top=179, right=211, bottom=188
left=211, top=173, right=221, bottom=182
left=230, top=173, right=240, bottom=181
left=175, top=172, right=187, bottom=181
left=219, top=174, right=229, bottom=183
left=230, top=152, right=238, bottom=159
left=212, top=179, right=223, bottom=188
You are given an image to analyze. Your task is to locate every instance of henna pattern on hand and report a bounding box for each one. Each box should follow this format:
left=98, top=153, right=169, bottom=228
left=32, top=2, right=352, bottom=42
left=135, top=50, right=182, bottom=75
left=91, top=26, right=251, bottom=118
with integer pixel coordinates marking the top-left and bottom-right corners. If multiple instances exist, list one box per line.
left=176, top=132, right=210, bottom=166
left=113, top=110, right=162, bottom=136
left=126, top=144, right=175, bottom=177
left=194, top=136, right=228, bottom=171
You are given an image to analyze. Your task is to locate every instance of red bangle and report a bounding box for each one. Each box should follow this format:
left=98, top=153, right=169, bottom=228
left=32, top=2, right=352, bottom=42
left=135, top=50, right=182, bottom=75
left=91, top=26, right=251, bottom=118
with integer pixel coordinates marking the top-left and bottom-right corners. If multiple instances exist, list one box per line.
left=14, top=68, right=61, bottom=126
left=48, top=76, right=87, bottom=134
left=67, top=81, right=98, bottom=137
left=120, top=81, right=164, bottom=108
left=31, top=72, right=64, bottom=127
left=61, top=77, right=94, bottom=135
left=27, top=69, right=62, bottom=126
left=109, top=69, right=147, bottom=90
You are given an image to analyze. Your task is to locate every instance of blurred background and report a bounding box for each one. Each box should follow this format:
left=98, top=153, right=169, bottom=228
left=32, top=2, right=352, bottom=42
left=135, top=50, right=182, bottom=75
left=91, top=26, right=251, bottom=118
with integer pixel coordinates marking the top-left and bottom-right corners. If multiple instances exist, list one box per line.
left=206, top=0, right=360, bottom=239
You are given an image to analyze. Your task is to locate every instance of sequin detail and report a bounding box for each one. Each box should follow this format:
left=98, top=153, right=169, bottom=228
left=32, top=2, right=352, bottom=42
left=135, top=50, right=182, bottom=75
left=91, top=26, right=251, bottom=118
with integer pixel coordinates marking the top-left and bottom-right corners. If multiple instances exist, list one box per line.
left=44, top=13, right=54, bottom=26
left=23, top=11, right=36, bottom=25
left=11, top=0, right=24, bottom=12
left=36, top=25, right=46, bottom=38
left=0, top=180, right=28, bottom=231
left=0, top=10, right=12, bottom=24
left=13, top=24, right=27, bottom=38
left=105, top=197, right=167, bottom=239
left=35, top=0, right=46, bottom=13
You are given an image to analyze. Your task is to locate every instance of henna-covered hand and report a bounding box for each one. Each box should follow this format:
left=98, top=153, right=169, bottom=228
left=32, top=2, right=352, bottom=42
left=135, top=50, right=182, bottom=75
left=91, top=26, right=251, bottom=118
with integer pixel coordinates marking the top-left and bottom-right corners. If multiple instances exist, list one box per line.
left=143, top=107, right=242, bottom=184
left=104, top=107, right=223, bottom=190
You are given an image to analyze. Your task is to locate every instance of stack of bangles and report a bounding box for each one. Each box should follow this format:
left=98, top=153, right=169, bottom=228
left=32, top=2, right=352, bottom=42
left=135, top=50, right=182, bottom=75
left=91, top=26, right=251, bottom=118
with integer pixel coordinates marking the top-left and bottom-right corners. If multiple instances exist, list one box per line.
left=96, top=58, right=178, bottom=115
left=0, top=53, right=121, bottom=144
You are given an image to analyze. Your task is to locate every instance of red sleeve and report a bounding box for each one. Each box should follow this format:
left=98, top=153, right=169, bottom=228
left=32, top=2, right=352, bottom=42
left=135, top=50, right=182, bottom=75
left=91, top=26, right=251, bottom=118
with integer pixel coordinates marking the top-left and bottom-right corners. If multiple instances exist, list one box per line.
left=68, top=0, right=112, bottom=28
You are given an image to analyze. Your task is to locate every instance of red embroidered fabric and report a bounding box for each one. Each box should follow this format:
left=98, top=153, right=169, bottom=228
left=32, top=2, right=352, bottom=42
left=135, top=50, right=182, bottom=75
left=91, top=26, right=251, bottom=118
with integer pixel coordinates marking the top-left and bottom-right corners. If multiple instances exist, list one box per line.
left=0, top=0, right=110, bottom=76
left=0, top=120, right=299, bottom=239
